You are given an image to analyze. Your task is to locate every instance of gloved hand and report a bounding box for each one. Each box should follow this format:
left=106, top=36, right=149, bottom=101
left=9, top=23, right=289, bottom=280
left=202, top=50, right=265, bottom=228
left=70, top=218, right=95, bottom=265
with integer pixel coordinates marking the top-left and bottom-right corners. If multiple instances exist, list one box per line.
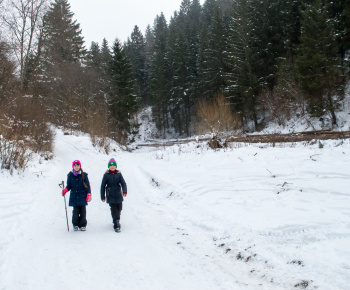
left=122, top=192, right=127, bottom=197
left=62, top=188, right=68, bottom=196
left=86, top=193, right=92, bottom=202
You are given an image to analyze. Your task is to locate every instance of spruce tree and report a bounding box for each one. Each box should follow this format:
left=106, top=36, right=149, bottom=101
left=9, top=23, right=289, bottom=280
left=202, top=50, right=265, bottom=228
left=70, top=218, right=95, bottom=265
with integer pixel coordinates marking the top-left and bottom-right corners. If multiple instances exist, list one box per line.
left=127, top=26, right=148, bottom=105
left=109, top=38, right=139, bottom=142
left=325, top=0, right=350, bottom=62
left=144, top=25, right=155, bottom=81
left=186, top=0, right=202, bottom=103
left=39, top=0, right=87, bottom=125
left=224, top=0, right=259, bottom=128
left=87, top=41, right=102, bottom=70
left=100, top=38, right=113, bottom=88
left=41, top=0, right=86, bottom=65
left=200, top=5, right=228, bottom=99
left=101, top=38, right=112, bottom=69
left=197, top=0, right=217, bottom=100
left=167, top=17, right=192, bottom=136
left=297, top=0, right=345, bottom=125
left=201, top=0, right=217, bottom=26
left=149, top=13, right=170, bottom=138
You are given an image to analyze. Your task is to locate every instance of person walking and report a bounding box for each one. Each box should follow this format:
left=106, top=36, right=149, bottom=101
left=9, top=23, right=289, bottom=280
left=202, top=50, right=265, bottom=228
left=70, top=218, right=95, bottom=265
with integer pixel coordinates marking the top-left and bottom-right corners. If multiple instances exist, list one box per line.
left=100, top=158, right=127, bottom=232
left=62, top=160, right=92, bottom=231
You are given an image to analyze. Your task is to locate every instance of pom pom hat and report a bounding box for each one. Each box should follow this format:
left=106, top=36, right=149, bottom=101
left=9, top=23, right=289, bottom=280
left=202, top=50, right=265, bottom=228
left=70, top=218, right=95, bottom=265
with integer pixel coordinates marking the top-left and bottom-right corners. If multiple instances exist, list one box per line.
left=108, top=158, right=117, bottom=168
left=72, top=160, right=81, bottom=168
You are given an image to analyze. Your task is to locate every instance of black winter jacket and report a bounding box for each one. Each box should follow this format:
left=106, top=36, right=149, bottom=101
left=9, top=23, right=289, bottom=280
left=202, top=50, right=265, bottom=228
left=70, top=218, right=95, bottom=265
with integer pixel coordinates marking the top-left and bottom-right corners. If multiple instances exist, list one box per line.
left=100, top=170, right=127, bottom=204
left=66, top=171, right=91, bottom=207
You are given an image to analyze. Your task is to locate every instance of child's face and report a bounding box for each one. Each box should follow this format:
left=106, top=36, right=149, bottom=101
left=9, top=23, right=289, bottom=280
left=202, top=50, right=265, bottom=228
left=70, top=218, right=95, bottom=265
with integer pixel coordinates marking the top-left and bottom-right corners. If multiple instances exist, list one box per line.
left=109, top=165, right=116, bottom=171
left=73, top=163, right=81, bottom=171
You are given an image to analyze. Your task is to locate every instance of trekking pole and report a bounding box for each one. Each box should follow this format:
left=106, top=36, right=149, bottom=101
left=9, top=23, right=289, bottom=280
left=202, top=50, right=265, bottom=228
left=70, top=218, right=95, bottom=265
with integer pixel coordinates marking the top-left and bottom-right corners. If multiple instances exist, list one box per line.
left=60, top=181, right=69, bottom=232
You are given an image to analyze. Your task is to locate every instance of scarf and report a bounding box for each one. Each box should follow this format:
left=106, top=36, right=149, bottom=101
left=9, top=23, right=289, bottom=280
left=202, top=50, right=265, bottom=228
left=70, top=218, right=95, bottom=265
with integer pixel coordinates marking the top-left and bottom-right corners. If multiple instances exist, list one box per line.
left=72, top=169, right=81, bottom=176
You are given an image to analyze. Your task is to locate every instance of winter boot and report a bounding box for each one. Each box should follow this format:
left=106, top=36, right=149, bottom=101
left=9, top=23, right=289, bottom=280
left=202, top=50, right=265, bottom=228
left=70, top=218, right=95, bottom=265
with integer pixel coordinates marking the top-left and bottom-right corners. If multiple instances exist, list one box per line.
left=114, top=220, right=121, bottom=232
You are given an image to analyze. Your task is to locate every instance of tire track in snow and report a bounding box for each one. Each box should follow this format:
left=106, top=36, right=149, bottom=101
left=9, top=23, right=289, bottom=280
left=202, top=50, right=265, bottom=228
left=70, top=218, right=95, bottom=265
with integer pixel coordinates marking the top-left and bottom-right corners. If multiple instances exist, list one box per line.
left=128, top=159, right=289, bottom=290
left=0, top=131, right=267, bottom=290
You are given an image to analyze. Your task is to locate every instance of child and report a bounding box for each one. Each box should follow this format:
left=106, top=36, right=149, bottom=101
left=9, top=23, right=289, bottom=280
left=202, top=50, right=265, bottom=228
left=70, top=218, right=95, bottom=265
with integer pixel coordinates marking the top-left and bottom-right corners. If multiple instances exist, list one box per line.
left=100, top=158, right=127, bottom=232
left=62, top=160, right=92, bottom=231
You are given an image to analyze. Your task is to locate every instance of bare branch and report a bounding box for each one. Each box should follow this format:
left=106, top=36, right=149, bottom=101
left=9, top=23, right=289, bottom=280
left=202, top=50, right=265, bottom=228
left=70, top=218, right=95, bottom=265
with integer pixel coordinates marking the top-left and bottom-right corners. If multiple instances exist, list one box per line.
left=1, top=0, right=48, bottom=89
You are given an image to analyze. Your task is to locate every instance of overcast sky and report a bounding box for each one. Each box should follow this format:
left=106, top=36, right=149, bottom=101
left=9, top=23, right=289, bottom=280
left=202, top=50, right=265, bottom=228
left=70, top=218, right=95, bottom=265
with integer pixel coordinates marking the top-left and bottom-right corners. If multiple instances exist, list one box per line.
left=69, top=0, right=205, bottom=48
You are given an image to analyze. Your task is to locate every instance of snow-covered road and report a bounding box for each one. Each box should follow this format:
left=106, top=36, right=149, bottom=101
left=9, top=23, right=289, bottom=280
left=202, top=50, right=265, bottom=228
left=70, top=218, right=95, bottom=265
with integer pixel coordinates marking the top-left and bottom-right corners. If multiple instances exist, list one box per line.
left=1, top=129, right=349, bottom=289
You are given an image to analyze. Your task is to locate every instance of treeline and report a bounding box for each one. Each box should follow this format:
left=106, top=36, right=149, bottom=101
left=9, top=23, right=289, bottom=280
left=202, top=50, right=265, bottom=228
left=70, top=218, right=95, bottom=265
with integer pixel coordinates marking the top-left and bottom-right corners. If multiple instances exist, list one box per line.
left=1, top=0, right=139, bottom=168
left=123, top=0, right=349, bottom=136
left=0, top=0, right=139, bottom=171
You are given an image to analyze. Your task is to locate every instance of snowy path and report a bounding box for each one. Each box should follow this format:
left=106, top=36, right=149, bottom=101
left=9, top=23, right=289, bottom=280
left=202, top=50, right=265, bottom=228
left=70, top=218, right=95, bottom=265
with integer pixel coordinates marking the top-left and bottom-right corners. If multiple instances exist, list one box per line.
left=1, top=130, right=349, bottom=290
left=0, top=131, right=269, bottom=290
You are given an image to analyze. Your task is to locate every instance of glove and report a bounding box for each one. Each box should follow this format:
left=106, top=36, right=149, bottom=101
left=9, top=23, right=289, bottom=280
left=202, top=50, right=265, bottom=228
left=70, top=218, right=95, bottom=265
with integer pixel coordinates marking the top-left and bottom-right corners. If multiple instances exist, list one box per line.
left=62, top=188, right=68, bottom=196
left=86, top=193, right=92, bottom=202
left=122, top=192, right=127, bottom=197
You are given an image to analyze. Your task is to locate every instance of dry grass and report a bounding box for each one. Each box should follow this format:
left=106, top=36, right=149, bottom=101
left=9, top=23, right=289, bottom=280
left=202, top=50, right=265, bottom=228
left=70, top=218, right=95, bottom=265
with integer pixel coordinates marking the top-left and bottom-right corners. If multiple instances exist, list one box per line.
left=195, top=94, right=242, bottom=137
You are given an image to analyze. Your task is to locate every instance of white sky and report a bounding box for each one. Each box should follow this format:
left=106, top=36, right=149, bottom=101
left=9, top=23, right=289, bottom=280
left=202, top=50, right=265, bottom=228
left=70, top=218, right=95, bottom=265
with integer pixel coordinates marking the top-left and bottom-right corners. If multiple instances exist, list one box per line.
left=69, top=0, right=206, bottom=48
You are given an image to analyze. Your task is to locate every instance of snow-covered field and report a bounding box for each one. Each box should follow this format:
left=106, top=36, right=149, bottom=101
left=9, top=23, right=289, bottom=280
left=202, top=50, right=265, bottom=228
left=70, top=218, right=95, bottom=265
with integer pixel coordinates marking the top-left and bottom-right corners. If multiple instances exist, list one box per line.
left=1, top=128, right=350, bottom=290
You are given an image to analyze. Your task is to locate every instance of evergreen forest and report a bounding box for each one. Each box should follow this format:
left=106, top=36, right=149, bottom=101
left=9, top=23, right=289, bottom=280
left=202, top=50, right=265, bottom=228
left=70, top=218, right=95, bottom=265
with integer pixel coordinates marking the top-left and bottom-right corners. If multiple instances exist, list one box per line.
left=1, top=0, right=349, bottom=162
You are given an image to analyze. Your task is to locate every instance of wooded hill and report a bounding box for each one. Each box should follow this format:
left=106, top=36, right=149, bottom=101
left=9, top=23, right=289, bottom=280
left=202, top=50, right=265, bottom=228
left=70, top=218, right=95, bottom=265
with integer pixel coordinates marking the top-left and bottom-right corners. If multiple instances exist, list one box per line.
left=1, top=0, right=349, bottom=154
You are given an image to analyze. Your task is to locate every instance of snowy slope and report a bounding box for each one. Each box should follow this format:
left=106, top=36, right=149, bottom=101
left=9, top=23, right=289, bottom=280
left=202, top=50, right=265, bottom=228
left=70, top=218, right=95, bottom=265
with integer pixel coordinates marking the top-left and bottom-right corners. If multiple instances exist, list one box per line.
left=0, top=128, right=350, bottom=290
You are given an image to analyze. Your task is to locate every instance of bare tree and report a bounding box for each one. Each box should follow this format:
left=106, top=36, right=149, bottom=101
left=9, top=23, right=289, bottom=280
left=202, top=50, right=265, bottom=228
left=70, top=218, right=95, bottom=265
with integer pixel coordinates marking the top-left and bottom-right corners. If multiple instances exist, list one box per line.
left=0, top=0, right=5, bottom=37
left=1, top=0, right=48, bottom=89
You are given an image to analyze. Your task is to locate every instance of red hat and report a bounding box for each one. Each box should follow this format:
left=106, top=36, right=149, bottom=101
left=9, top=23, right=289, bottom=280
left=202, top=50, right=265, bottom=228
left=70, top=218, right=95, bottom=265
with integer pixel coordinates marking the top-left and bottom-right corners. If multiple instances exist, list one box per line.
left=72, top=160, right=81, bottom=168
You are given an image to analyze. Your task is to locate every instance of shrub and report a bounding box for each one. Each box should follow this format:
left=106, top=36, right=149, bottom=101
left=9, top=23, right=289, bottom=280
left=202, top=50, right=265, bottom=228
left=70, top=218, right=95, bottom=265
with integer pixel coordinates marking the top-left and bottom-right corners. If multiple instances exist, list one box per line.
left=0, top=96, right=53, bottom=172
left=195, top=94, right=242, bottom=137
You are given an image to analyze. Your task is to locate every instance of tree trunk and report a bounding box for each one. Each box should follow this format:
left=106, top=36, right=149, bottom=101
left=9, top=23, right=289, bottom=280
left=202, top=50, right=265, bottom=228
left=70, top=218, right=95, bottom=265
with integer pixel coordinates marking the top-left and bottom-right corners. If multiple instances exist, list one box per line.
left=327, top=94, right=337, bottom=126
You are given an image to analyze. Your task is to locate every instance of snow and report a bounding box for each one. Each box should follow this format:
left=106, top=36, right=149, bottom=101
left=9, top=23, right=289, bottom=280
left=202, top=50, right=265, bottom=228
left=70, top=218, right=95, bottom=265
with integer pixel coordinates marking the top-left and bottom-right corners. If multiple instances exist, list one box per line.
left=1, top=127, right=350, bottom=290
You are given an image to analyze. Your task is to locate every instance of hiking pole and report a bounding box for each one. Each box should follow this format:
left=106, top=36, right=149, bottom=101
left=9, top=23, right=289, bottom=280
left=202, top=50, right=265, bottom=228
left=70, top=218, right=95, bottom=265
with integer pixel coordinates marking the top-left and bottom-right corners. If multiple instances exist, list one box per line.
left=60, top=181, right=69, bottom=232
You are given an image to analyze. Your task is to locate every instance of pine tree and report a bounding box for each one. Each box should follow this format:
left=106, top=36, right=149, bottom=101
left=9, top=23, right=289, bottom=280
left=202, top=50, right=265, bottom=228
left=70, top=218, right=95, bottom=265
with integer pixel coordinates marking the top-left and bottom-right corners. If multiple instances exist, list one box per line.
left=167, top=17, right=192, bottom=136
left=297, top=0, right=345, bottom=125
left=224, top=0, right=260, bottom=128
left=38, top=0, right=87, bottom=125
left=163, top=1, right=204, bottom=137
left=225, top=0, right=289, bottom=129
left=127, top=25, right=148, bottom=105
left=149, top=13, right=170, bottom=138
left=342, top=1, right=350, bottom=53
left=41, top=0, right=86, bottom=65
left=325, top=0, right=350, bottom=61
left=201, top=0, right=217, bottom=26
left=200, top=5, right=228, bottom=99
left=144, top=25, right=155, bottom=78
left=86, top=41, right=102, bottom=70
left=186, top=0, right=202, bottom=103
left=197, top=0, right=217, bottom=100
left=278, top=0, right=302, bottom=56
left=109, top=38, right=139, bottom=142
left=225, top=0, right=249, bottom=102
left=99, top=38, right=113, bottom=87
left=101, top=38, right=112, bottom=68
left=249, top=0, right=275, bottom=90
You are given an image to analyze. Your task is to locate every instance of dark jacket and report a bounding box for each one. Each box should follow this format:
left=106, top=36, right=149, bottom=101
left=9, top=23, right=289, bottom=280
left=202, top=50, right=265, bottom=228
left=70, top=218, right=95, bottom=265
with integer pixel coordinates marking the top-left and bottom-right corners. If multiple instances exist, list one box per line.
left=66, top=171, right=91, bottom=207
left=100, top=170, right=127, bottom=204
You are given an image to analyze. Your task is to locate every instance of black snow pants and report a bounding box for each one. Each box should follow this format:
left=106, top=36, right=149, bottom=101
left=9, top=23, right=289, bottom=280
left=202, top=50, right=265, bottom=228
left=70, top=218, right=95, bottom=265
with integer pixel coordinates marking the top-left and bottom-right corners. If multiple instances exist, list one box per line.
left=109, top=203, right=122, bottom=229
left=72, top=206, right=87, bottom=228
